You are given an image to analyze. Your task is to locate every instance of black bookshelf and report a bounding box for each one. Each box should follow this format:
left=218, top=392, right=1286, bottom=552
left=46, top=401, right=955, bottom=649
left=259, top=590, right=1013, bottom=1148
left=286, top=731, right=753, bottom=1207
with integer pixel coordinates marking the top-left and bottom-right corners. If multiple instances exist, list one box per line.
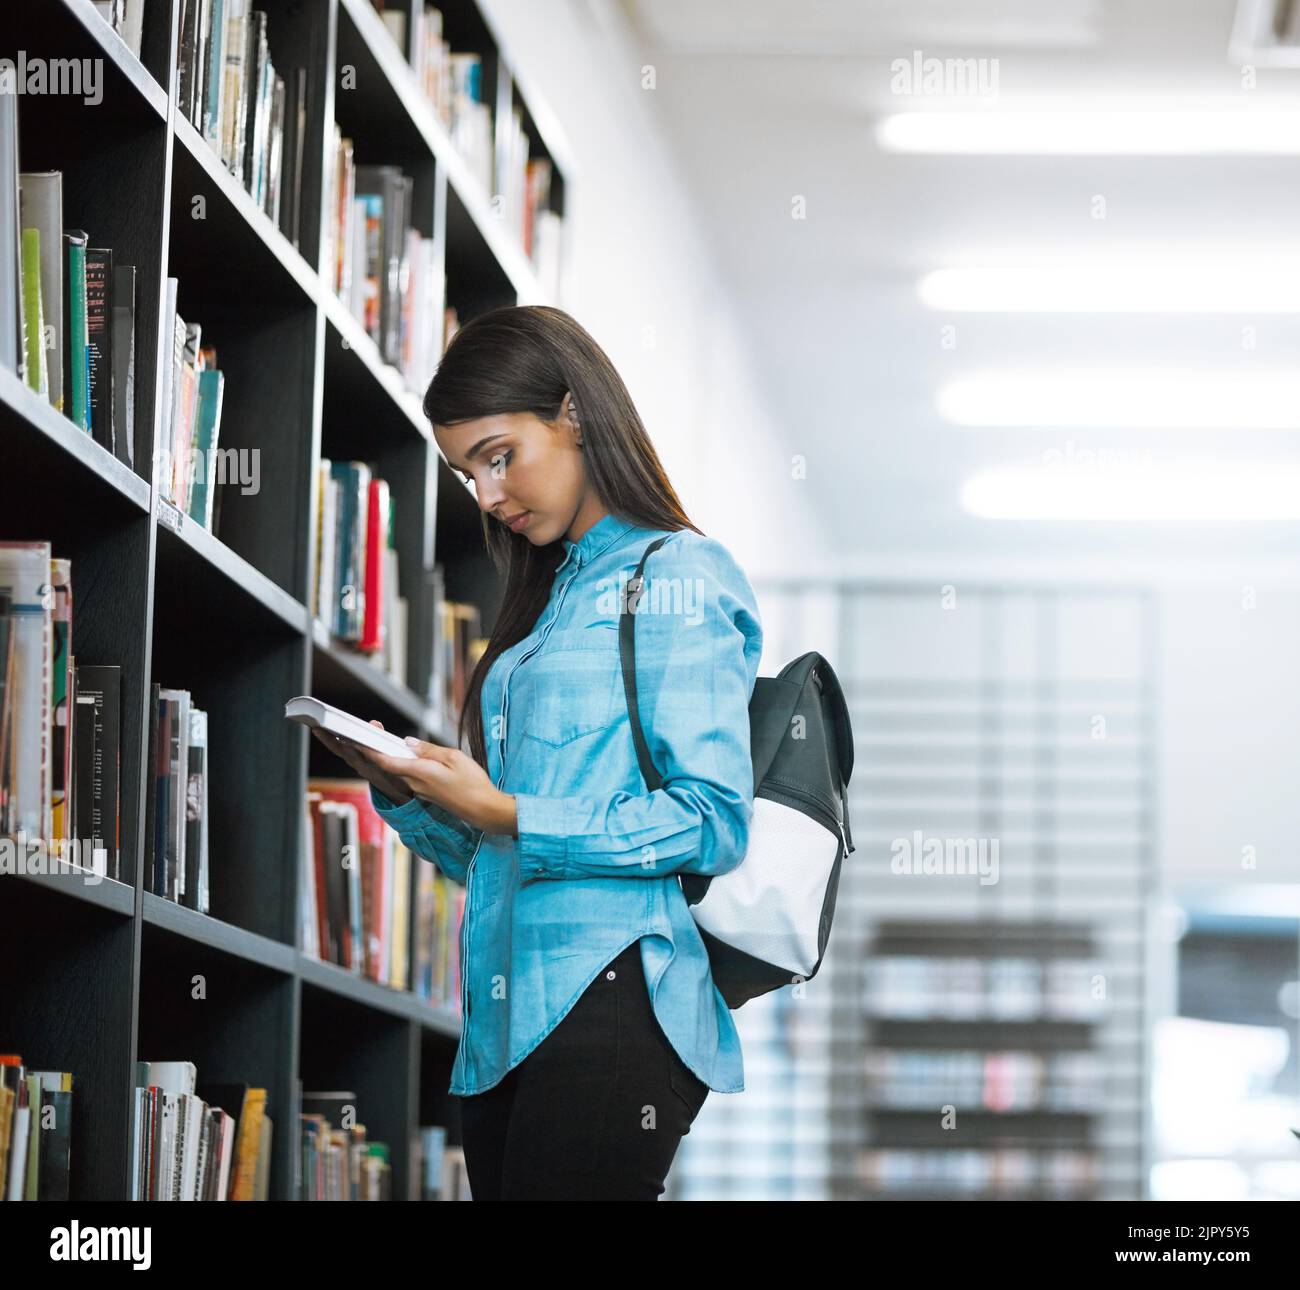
left=0, top=0, right=568, bottom=1199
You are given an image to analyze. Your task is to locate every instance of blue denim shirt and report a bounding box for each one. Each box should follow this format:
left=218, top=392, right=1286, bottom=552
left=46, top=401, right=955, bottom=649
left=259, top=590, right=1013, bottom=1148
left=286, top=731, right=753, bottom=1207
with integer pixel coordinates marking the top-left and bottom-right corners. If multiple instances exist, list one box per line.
left=369, top=510, right=763, bottom=1096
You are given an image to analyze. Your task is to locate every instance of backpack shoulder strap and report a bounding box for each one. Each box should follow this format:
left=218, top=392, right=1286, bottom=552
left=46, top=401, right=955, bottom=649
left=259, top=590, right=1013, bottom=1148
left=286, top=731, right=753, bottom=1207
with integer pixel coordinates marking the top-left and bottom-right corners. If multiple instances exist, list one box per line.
left=619, top=535, right=673, bottom=793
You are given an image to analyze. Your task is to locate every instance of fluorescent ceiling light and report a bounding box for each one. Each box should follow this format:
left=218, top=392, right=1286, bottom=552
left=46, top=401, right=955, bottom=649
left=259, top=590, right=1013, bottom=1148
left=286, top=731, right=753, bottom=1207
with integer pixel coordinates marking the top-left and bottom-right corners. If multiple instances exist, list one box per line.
left=876, top=111, right=1300, bottom=154
left=919, top=265, right=1300, bottom=313
left=961, top=463, right=1300, bottom=520
left=938, top=373, right=1300, bottom=428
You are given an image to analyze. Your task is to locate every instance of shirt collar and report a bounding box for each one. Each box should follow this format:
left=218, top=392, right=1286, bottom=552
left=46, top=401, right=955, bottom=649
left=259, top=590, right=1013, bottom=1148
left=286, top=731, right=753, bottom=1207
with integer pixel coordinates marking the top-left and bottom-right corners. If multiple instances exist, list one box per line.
left=560, top=511, right=638, bottom=569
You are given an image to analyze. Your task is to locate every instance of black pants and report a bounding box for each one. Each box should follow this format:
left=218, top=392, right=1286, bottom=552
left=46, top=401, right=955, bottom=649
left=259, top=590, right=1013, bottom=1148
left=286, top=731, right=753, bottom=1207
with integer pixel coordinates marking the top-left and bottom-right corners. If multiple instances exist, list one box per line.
left=456, top=937, right=710, bottom=1200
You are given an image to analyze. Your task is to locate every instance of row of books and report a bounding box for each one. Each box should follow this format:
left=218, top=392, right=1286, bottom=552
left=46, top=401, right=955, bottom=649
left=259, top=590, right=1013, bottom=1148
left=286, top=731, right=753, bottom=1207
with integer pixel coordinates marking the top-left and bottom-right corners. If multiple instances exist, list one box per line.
left=863, top=1049, right=1104, bottom=1113
left=864, top=955, right=1107, bottom=1021
left=0, top=1057, right=73, bottom=1201
left=313, top=461, right=406, bottom=679
left=6, top=1053, right=457, bottom=1201
left=426, top=564, right=485, bottom=737
left=323, top=141, right=444, bottom=393
left=375, top=5, right=493, bottom=198
left=92, top=0, right=147, bottom=61
left=311, top=456, right=488, bottom=723
left=158, top=277, right=226, bottom=530
left=857, top=1149, right=1100, bottom=1197
left=0, top=134, right=139, bottom=466
left=0, top=543, right=123, bottom=877
left=301, top=779, right=465, bottom=1013
left=133, top=1061, right=267, bottom=1200
left=375, top=4, right=564, bottom=293
left=144, top=684, right=209, bottom=910
left=299, top=1090, right=393, bottom=1201
left=174, top=0, right=311, bottom=250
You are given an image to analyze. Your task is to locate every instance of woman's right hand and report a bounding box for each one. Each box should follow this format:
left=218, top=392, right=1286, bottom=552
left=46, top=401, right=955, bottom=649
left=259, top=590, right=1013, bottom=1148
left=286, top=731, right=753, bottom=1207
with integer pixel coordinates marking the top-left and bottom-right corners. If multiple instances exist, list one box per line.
left=310, top=721, right=416, bottom=806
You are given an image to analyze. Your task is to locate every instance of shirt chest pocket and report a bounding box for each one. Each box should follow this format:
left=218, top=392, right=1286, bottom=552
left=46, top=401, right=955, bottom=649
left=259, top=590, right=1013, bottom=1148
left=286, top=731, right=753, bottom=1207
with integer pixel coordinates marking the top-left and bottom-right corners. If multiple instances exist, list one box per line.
left=515, top=626, right=624, bottom=749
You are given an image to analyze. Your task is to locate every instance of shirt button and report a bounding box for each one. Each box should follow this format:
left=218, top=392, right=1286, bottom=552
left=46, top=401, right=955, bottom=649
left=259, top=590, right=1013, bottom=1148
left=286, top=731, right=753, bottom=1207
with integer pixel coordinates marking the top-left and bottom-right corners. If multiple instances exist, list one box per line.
left=606, top=970, right=616, bottom=980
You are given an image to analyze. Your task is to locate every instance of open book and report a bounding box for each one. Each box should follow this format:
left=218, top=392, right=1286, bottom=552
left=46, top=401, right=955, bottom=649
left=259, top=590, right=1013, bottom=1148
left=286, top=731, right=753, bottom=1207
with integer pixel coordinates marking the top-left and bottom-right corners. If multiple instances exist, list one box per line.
left=284, top=696, right=418, bottom=759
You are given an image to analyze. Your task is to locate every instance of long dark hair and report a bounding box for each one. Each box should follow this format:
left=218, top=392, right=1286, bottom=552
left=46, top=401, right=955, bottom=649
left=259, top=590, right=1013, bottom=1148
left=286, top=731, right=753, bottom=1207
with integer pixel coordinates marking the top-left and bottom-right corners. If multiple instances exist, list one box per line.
left=423, top=305, right=700, bottom=769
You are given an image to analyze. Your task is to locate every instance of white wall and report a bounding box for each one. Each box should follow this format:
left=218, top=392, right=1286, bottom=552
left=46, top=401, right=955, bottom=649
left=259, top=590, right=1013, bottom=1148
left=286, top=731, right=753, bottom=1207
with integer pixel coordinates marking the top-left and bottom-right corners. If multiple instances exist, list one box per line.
left=478, top=0, right=835, bottom=579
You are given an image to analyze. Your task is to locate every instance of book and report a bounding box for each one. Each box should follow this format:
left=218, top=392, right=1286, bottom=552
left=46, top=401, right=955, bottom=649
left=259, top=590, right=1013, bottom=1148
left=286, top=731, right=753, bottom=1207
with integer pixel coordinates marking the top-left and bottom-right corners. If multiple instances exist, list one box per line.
left=359, top=476, right=389, bottom=653
left=283, top=695, right=416, bottom=760
left=48, top=558, right=72, bottom=846
left=188, top=367, right=224, bottom=528
left=75, top=665, right=121, bottom=880
left=0, top=541, right=52, bottom=841
left=19, top=169, right=63, bottom=408
left=19, top=228, right=45, bottom=398
left=159, top=688, right=190, bottom=903
left=111, top=263, right=136, bottom=468
left=157, top=277, right=177, bottom=488
left=281, top=66, right=307, bottom=247
left=183, top=706, right=208, bottom=913
left=0, top=91, right=21, bottom=382
left=62, top=230, right=90, bottom=434
left=84, top=246, right=113, bottom=454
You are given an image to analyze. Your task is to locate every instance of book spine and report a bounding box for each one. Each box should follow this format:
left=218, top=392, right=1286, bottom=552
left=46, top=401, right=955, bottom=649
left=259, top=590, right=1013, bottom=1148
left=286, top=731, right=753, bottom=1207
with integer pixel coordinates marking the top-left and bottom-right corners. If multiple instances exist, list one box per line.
left=17, top=172, right=65, bottom=411
left=360, top=478, right=388, bottom=653
left=203, top=0, right=226, bottom=148
left=77, top=665, right=120, bottom=880
left=48, top=558, right=72, bottom=847
left=19, top=228, right=46, bottom=398
left=111, top=264, right=136, bottom=468
left=165, top=311, right=186, bottom=502
left=188, top=368, right=224, bottom=528
left=62, top=231, right=90, bottom=433
left=175, top=323, right=202, bottom=509
left=72, top=683, right=98, bottom=872
left=1, top=96, right=21, bottom=384
left=178, top=0, right=198, bottom=125
left=142, top=683, right=157, bottom=893
left=84, top=247, right=113, bottom=453
left=183, top=707, right=207, bottom=911
left=152, top=689, right=168, bottom=897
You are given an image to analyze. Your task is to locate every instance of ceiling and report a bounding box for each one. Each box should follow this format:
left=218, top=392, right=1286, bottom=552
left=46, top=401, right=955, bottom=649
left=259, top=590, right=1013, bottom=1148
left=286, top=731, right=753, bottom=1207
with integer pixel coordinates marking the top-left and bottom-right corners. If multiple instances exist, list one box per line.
left=616, top=0, right=1300, bottom=569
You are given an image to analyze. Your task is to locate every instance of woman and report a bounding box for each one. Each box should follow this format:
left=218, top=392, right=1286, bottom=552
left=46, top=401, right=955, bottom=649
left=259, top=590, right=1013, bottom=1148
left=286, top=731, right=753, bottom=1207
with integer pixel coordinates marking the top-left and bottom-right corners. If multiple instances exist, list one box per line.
left=312, top=305, right=763, bottom=1201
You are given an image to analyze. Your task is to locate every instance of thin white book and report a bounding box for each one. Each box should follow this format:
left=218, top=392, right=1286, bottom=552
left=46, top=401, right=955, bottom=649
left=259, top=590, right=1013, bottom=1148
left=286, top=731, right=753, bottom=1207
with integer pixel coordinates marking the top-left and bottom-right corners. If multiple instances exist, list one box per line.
left=284, top=695, right=417, bottom=759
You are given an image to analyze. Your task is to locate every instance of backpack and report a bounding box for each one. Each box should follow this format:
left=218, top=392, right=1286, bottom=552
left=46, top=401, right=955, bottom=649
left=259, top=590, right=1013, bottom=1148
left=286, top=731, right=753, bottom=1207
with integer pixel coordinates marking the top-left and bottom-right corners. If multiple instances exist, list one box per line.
left=618, top=535, right=856, bottom=1008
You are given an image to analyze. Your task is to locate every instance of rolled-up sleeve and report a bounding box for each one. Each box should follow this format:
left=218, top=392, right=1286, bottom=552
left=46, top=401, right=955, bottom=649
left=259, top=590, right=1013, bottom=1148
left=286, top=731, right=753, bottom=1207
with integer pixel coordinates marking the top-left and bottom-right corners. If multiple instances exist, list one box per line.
left=369, top=784, right=483, bottom=886
left=513, top=532, right=761, bottom=883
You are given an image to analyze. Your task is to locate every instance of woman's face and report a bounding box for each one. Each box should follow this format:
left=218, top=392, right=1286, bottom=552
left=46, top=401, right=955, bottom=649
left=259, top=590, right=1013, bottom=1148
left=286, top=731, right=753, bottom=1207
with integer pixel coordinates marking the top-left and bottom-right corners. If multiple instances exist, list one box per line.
left=435, top=395, right=602, bottom=546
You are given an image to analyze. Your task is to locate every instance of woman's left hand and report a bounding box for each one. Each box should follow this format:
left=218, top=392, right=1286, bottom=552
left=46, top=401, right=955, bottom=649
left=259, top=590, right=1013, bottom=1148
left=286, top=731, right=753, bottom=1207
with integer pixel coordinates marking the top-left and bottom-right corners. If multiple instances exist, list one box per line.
left=367, top=731, right=515, bottom=835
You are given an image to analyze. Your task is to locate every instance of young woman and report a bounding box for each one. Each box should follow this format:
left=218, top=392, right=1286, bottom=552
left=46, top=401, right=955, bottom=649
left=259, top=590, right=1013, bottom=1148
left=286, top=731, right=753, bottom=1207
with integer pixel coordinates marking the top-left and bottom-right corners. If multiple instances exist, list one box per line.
left=311, top=305, right=763, bottom=1201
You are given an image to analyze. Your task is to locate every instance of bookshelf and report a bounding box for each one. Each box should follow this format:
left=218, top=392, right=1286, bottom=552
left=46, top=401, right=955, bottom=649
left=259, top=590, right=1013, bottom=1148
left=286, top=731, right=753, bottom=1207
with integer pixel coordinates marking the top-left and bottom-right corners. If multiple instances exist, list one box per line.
left=827, top=584, right=1156, bottom=1201
left=0, top=0, right=568, bottom=1199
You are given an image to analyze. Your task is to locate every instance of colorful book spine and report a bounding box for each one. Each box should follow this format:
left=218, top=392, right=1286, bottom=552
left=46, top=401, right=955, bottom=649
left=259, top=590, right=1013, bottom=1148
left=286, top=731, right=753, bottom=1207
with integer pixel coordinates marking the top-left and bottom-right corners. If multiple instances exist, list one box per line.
left=49, top=558, right=72, bottom=846
left=62, top=230, right=90, bottom=433
left=360, top=477, right=388, bottom=653
left=188, top=368, right=224, bottom=528
left=17, top=171, right=64, bottom=412
left=0, top=541, right=53, bottom=841
left=19, top=228, right=46, bottom=399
